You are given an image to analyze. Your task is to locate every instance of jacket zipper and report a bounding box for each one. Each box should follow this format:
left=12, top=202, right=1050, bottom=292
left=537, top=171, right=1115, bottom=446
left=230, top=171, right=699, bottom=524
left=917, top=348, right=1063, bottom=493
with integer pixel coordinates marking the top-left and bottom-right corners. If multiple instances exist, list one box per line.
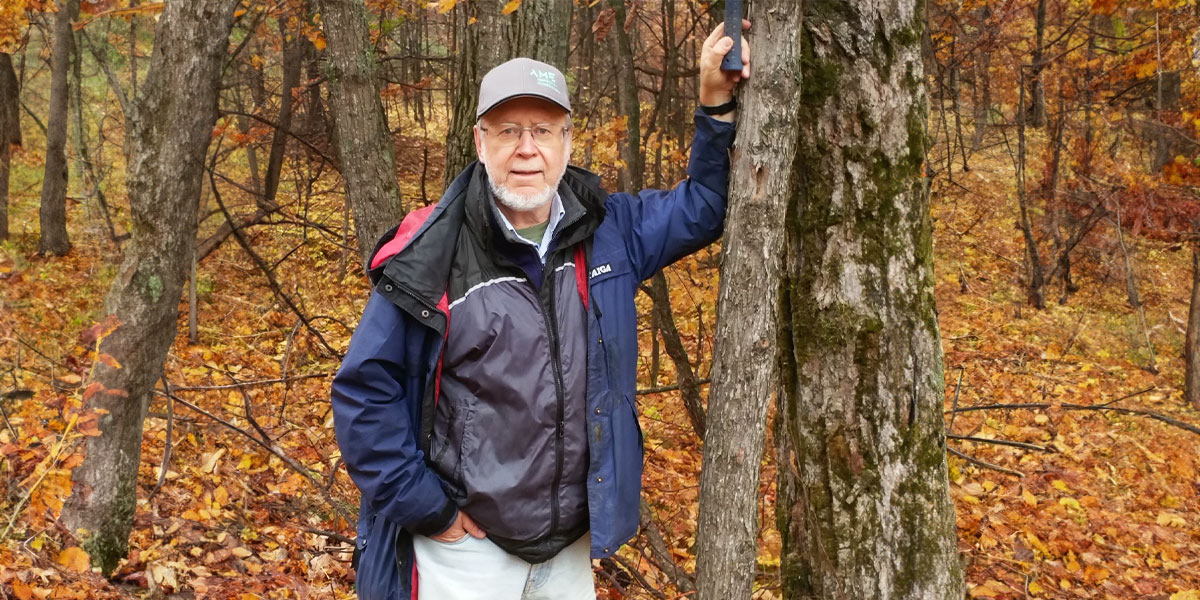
left=535, top=254, right=568, bottom=538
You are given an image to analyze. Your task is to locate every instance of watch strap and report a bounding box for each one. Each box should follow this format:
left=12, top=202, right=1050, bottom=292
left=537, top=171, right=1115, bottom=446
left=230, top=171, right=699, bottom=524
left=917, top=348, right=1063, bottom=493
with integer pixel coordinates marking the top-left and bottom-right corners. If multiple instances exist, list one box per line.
left=700, top=97, right=737, bottom=116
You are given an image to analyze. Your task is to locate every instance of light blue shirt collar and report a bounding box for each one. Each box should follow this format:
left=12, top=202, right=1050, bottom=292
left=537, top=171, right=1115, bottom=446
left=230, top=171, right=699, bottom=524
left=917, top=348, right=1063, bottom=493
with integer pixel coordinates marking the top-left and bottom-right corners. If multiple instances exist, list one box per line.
left=494, top=192, right=565, bottom=263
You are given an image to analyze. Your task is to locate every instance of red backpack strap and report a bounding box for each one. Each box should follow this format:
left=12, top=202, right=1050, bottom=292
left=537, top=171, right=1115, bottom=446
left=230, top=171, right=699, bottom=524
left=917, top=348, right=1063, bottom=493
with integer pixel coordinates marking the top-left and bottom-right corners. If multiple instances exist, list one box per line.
left=573, top=244, right=588, bottom=310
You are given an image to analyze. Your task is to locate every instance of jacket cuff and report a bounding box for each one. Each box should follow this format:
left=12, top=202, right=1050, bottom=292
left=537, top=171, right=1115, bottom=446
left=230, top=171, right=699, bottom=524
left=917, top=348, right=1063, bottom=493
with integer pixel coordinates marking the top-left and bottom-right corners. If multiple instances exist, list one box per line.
left=687, top=108, right=736, bottom=194
left=408, top=497, right=459, bottom=537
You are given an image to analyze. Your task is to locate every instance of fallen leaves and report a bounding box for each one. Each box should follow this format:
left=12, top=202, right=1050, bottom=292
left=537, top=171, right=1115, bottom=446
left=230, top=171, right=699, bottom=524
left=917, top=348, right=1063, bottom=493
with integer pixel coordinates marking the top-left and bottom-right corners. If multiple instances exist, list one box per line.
left=56, top=547, right=90, bottom=572
left=938, top=143, right=1200, bottom=599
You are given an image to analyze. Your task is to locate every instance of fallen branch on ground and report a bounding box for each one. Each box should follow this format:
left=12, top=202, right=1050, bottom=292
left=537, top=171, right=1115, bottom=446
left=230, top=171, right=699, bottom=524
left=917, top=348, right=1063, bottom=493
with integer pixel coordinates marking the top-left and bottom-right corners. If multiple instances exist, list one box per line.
left=948, top=434, right=1050, bottom=452
left=949, top=447, right=1024, bottom=478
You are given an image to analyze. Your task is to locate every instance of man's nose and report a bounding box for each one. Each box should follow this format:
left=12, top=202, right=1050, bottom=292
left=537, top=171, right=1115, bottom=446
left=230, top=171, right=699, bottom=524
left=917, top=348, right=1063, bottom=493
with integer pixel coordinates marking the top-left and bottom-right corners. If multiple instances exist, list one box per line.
left=514, top=129, right=539, bottom=155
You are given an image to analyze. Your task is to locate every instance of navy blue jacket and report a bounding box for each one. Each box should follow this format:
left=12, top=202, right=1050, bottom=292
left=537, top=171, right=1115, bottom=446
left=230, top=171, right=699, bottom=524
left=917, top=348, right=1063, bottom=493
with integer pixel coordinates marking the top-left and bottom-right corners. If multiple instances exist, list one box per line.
left=331, top=111, right=734, bottom=599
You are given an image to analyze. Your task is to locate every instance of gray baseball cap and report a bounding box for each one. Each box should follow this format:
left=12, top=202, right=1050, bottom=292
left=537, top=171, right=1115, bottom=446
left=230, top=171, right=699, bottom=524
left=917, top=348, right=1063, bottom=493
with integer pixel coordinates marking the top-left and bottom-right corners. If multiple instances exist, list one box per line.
left=476, top=57, right=571, bottom=118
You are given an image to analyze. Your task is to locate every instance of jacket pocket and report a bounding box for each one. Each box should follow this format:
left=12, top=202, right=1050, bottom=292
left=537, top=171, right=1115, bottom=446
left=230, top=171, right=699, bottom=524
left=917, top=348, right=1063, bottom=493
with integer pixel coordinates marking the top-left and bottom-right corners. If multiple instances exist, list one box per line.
left=430, top=396, right=474, bottom=497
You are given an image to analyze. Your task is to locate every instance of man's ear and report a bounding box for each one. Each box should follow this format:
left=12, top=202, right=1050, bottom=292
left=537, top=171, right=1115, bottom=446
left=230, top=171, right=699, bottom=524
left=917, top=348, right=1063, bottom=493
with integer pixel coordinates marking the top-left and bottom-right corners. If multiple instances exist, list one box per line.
left=473, top=123, right=485, bottom=165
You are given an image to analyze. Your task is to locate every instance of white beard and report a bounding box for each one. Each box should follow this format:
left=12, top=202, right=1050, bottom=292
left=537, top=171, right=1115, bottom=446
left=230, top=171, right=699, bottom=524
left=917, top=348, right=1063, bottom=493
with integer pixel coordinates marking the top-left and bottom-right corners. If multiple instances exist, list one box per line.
left=488, top=177, right=557, bottom=212
left=479, top=139, right=568, bottom=212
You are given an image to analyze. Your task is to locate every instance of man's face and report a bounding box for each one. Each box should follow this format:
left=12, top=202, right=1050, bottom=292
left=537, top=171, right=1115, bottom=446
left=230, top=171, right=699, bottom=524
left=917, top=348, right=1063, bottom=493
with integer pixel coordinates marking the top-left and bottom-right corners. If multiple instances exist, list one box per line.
left=473, top=97, right=571, bottom=210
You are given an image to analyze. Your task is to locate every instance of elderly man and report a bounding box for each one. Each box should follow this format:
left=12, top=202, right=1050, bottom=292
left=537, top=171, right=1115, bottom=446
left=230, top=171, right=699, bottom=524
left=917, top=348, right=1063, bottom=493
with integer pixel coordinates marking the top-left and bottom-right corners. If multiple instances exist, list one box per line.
left=332, top=21, right=750, bottom=600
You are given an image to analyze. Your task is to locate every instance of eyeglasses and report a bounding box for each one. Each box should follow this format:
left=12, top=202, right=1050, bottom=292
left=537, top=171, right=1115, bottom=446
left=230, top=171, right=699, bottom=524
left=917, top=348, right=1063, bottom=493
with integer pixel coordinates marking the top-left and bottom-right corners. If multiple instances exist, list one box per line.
left=479, top=123, right=570, bottom=148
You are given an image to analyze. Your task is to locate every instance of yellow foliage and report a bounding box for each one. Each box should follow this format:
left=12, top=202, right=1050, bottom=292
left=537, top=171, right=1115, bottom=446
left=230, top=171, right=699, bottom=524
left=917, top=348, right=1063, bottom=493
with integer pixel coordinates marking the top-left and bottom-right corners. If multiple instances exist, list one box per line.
left=56, top=547, right=90, bottom=572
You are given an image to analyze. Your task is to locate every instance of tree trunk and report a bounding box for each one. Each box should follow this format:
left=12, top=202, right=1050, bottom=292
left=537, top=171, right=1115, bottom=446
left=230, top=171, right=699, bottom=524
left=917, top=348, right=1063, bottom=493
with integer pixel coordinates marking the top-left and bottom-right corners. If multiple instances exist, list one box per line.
left=609, top=0, right=643, bottom=191
left=38, top=0, right=80, bottom=256
left=0, top=52, right=20, bottom=242
left=776, top=0, right=964, bottom=597
left=511, top=0, right=570, bottom=68
left=1186, top=240, right=1200, bottom=409
left=263, top=18, right=304, bottom=207
left=694, top=4, right=797, bottom=599
left=0, top=123, right=8, bottom=243
left=71, top=28, right=121, bottom=245
left=1028, top=0, right=1047, bottom=128
left=60, top=0, right=239, bottom=575
left=646, top=272, right=706, bottom=438
left=576, top=0, right=596, bottom=171
left=1151, top=71, right=1182, bottom=173
left=240, top=45, right=265, bottom=196
left=444, top=1, right=490, bottom=188
left=303, top=15, right=328, bottom=138
left=971, top=15, right=991, bottom=152
left=1016, top=71, right=1045, bottom=309
left=318, top=0, right=406, bottom=267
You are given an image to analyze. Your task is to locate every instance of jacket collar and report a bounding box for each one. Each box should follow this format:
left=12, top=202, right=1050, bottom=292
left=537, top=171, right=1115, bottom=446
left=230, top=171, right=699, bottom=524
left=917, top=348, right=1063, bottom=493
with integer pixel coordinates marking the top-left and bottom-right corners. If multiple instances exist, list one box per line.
left=371, top=162, right=607, bottom=309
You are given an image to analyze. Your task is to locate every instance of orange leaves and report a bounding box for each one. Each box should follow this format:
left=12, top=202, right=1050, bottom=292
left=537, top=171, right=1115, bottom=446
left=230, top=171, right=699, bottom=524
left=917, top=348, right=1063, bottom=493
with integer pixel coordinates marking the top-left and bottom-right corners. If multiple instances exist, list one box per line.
left=80, top=315, right=121, bottom=350
left=1088, top=0, right=1120, bottom=14
left=308, top=31, right=326, bottom=51
left=75, top=412, right=102, bottom=437
left=9, top=579, right=35, bottom=600
left=56, top=547, right=91, bottom=573
left=0, top=0, right=30, bottom=51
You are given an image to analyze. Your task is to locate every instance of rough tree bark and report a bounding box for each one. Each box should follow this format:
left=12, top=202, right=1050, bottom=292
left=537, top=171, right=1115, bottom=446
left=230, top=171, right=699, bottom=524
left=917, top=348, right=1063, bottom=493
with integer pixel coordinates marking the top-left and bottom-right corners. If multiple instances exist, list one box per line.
left=60, top=0, right=240, bottom=575
left=694, top=4, right=798, bottom=599
left=776, top=0, right=964, bottom=597
left=0, top=52, right=20, bottom=242
left=38, top=0, right=80, bottom=256
left=510, top=0, right=570, bottom=69
left=318, top=0, right=406, bottom=267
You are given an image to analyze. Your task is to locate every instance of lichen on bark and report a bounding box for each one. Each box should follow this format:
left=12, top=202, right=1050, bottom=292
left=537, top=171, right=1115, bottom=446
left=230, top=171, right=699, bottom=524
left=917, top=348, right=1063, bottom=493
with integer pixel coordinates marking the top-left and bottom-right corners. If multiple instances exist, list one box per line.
left=776, top=0, right=964, bottom=597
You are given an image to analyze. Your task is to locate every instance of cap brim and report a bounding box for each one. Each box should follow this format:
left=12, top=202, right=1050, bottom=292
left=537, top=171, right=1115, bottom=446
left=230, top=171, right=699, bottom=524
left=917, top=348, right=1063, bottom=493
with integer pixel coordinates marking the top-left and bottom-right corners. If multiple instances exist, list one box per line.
left=477, top=93, right=572, bottom=118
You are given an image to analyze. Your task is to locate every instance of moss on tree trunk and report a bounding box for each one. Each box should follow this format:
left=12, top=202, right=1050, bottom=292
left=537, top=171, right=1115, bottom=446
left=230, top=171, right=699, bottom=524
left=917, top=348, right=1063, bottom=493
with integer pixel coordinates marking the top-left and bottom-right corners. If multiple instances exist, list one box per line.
left=776, top=0, right=964, bottom=597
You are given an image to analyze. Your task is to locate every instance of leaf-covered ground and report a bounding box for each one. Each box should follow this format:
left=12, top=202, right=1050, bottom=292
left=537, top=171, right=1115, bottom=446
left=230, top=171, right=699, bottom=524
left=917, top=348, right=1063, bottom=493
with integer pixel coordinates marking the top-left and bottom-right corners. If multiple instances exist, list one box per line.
left=932, top=157, right=1200, bottom=599
left=2, top=121, right=1200, bottom=600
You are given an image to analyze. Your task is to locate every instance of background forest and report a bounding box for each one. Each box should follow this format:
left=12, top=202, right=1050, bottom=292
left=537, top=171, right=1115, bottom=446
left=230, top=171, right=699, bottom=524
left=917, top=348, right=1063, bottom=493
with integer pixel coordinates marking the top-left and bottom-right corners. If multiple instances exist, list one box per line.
left=1, top=0, right=1199, bottom=598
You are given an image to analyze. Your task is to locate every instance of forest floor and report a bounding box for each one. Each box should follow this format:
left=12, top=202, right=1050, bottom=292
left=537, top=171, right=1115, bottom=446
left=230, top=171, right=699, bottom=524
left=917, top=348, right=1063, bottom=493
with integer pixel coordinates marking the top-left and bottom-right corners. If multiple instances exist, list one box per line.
left=2, top=120, right=1200, bottom=600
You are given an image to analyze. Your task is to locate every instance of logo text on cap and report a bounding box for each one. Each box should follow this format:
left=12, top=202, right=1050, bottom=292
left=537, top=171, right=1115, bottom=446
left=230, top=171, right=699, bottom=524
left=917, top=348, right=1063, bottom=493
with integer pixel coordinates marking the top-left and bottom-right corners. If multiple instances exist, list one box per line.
left=530, top=69, right=559, bottom=92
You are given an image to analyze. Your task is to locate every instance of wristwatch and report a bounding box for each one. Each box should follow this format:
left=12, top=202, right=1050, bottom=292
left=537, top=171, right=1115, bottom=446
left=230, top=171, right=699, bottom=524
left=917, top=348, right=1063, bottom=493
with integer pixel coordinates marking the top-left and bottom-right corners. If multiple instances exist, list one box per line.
left=700, top=97, right=737, bottom=116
